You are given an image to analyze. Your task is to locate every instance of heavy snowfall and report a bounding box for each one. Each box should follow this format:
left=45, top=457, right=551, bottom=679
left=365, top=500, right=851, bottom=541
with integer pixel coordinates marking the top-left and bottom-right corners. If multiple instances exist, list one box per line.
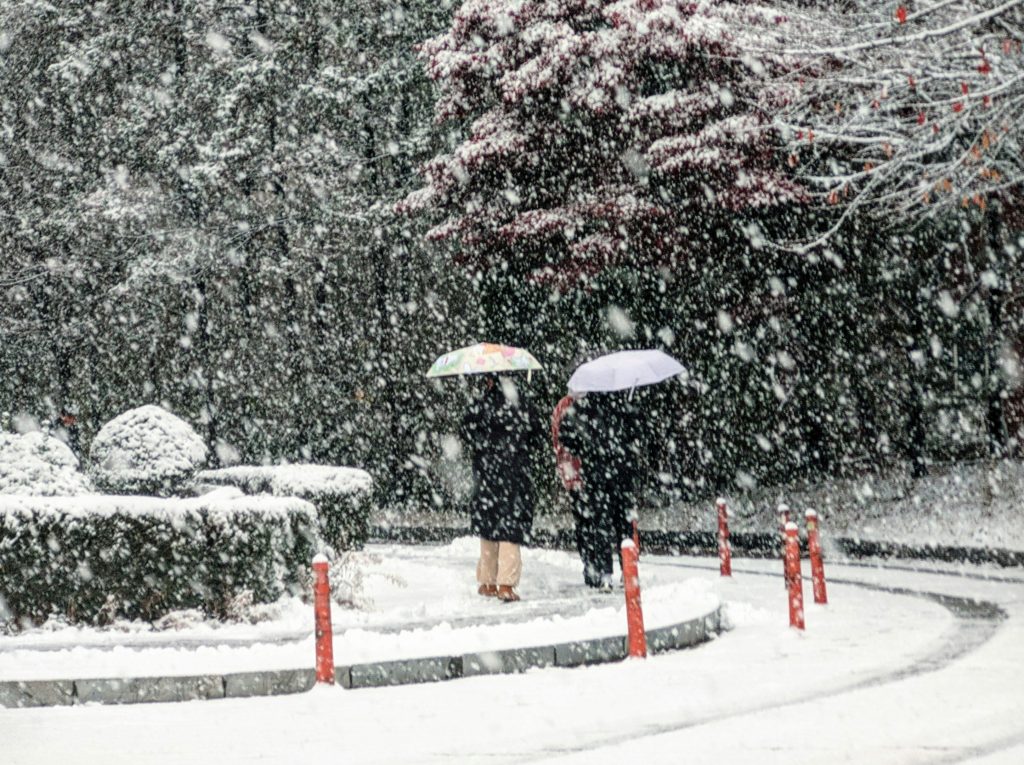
left=2, top=1, right=1024, bottom=763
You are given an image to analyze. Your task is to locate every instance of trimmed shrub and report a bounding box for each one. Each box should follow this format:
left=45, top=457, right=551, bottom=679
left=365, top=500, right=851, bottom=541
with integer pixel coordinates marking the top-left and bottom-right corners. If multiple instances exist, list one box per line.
left=0, top=431, right=94, bottom=496
left=197, top=465, right=374, bottom=551
left=0, top=489, right=318, bottom=628
left=89, top=405, right=208, bottom=496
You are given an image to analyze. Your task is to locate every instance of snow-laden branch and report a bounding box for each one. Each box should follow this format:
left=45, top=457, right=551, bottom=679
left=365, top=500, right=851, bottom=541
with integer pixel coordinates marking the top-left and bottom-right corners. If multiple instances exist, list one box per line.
left=763, top=0, right=1024, bottom=232
left=780, top=0, right=1022, bottom=56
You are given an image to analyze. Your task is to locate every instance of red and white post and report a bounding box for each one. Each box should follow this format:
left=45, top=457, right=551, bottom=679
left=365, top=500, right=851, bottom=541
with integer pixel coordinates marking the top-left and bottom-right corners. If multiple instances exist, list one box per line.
left=783, top=522, right=805, bottom=630
left=313, top=554, right=335, bottom=684
left=805, top=509, right=828, bottom=605
left=716, top=498, right=731, bottom=577
left=621, top=539, right=647, bottom=658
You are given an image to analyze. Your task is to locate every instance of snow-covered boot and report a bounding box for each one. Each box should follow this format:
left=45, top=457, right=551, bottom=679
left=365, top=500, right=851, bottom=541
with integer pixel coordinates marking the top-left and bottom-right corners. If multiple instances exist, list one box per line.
left=496, top=585, right=520, bottom=602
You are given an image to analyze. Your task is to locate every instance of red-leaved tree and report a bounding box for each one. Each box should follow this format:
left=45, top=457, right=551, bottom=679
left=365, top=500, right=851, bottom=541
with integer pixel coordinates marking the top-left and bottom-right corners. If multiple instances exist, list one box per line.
left=402, top=0, right=804, bottom=287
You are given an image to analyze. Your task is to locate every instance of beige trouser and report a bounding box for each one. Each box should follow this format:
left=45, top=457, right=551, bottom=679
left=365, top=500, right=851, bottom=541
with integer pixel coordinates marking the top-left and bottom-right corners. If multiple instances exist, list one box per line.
left=476, top=539, right=522, bottom=587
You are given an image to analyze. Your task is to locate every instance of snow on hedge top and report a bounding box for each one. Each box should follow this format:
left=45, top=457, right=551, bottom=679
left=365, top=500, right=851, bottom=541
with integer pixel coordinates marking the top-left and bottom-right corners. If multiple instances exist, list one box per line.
left=0, top=431, right=94, bottom=496
left=89, top=405, right=208, bottom=491
left=0, top=487, right=316, bottom=521
left=198, top=465, right=373, bottom=497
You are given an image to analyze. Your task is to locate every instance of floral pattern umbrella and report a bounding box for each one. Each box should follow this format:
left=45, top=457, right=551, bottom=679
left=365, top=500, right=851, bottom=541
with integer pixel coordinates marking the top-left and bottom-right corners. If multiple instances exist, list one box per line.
left=426, top=342, right=542, bottom=378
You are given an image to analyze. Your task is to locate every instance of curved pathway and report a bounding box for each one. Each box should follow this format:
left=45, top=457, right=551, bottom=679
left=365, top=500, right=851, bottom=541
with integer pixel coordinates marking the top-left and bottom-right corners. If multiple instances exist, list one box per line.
left=518, top=556, right=1023, bottom=765
left=3, top=549, right=1023, bottom=764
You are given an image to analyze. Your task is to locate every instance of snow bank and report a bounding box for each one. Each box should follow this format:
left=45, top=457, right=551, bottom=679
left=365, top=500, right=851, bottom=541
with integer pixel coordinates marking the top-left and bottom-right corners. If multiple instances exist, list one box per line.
left=0, top=431, right=93, bottom=496
left=88, top=405, right=208, bottom=496
left=198, top=465, right=372, bottom=497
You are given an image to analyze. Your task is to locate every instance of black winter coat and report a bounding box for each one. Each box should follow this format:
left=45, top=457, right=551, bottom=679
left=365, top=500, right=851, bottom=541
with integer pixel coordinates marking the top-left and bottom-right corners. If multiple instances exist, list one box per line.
left=460, top=383, right=542, bottom=544
left=558, top=393, right=643, bottom=521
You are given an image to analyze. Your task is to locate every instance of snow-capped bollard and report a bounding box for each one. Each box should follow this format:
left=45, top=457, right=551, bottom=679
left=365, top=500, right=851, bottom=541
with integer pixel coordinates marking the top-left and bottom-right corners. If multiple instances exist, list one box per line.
left=783, top=522, right=805, bottom=630
left=629, top=509, right=641, bottom=555
left=621, top=539, right=647, bottom=658
left=805, top=509, right=828, bottom=605
left=716, top=498, right=731, bottom=577
left=312, top=554, right=335, bottom=684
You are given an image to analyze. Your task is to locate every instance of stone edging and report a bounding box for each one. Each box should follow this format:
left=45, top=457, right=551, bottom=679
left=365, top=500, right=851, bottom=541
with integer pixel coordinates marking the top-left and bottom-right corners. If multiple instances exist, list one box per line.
left=0, top=606, right=722, bottom=709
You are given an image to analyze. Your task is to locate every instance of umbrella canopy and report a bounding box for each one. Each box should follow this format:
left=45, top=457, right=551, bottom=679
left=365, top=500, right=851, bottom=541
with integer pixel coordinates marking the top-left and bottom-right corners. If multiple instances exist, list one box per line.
left=426, top=342, right=542, bottom=378
left=568, top=349, right=685, bottom=393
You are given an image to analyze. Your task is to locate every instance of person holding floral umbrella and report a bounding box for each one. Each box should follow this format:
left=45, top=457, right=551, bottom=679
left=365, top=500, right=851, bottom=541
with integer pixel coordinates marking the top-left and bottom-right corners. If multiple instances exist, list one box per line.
left=459, top=374, right=543, bottom=602
left=428, top=342, right=544, bottom=603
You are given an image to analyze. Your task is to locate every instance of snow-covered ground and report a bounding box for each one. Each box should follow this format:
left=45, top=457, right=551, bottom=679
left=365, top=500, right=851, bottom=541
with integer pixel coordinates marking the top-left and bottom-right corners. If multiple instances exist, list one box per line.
left=6, top=543, right=1023, bottom=764
left=645, top=459, right=1024, bottom=552
left=0, top=539, right=716, bottom=681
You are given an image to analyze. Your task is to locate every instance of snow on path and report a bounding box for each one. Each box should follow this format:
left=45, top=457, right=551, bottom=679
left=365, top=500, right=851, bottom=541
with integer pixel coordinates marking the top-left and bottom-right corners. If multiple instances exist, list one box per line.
left=0, top=540, right=717, bottom=681
left=5, top=554, right=1018, bottom=764
left=539, top=558, right=1024, bottom=765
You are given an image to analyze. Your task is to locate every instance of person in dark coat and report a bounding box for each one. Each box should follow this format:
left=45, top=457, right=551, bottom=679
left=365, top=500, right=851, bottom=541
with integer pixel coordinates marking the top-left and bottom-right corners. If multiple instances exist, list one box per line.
left=460, top=375, right=543, bottom=602
left=550, top=393, right=592, bottom=583
left=558, top=391, right=641, bottom=589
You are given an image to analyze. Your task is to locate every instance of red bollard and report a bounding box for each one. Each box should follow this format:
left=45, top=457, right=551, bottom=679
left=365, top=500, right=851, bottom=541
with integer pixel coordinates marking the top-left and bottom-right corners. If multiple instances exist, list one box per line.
left=783, top=522, right=805, bottom=630
left=621, top=539, right=647, bottom=658
left=313, top=554, right=335, bottom=684
left=805, top=509, right=828, bottom=605
left=716, top=498, right=731, bottom=577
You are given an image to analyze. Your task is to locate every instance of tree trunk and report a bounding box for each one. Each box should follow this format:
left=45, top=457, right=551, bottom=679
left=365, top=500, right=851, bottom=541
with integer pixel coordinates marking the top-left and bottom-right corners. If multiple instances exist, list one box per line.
left=907, top=295, right=928, bottom=478
left=195, top=278, right=219, bottom=467
left=984, top=205, right=1008, bottom=458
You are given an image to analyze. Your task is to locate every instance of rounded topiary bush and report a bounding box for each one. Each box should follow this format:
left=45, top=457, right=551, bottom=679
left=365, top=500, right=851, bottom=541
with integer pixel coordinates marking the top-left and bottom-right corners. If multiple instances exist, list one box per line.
left=89, top=405, right=208, bottom=496
left=0, top=431, right=94, bottom=496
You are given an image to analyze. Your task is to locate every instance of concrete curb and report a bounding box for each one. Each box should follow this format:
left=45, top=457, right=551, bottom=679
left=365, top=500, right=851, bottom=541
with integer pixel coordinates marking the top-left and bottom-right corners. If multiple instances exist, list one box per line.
left=0, top=605, right=722, bottom=709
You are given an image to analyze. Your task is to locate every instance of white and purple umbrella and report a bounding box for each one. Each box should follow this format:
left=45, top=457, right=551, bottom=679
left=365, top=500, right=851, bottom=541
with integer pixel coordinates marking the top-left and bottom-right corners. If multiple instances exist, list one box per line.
left=567, top=349, right=685, bottom=394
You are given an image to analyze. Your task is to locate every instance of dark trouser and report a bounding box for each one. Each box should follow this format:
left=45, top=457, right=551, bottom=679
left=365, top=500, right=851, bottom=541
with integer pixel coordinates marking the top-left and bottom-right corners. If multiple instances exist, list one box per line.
left=571, top=488, right=631, bottom=587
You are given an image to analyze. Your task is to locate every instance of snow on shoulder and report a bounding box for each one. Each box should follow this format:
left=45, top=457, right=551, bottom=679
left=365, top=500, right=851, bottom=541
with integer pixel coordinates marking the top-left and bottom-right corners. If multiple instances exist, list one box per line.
left=198, top=464, right=373, bottom=497
left=0, top=430, right=94, bottom=496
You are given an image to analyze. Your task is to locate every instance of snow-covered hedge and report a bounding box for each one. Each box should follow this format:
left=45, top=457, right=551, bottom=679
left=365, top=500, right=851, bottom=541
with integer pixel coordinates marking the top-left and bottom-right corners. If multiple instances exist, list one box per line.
left=197, top=465, right=374, bottom=550
left=0, top=431, right=94, bottom=496
left=88, top=405, right=208, bottom=496
left=0, top=489, right=317, bottom=628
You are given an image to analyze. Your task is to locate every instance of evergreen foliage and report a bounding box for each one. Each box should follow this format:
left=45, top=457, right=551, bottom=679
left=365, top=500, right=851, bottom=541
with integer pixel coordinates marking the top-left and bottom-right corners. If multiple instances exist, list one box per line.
left=198, top=464, right=374, bottom=549
left=88, top=405, right=208, bottom=496
left=0, top=492, right=317, bottom=627
left=0, top=0, right=1021, bottom=511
